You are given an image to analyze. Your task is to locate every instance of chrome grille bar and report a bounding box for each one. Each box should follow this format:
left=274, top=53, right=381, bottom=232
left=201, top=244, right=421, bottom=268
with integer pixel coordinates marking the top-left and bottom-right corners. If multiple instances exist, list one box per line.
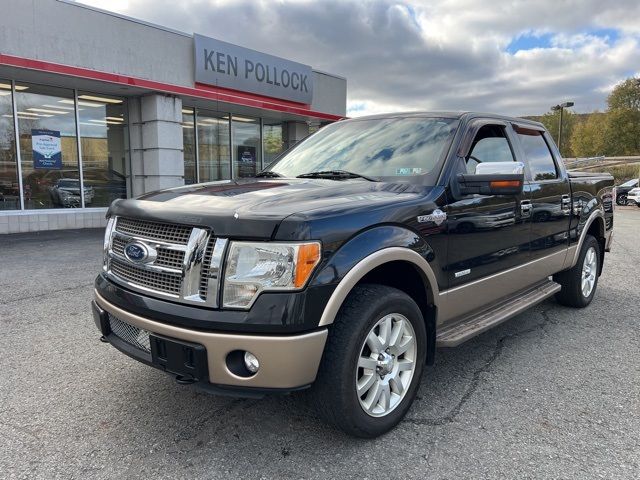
left=104, top=216, right=223, bottom=308
left=181, top=227, right=209, bottom=303
left=203, top=238, right=228, bottom=308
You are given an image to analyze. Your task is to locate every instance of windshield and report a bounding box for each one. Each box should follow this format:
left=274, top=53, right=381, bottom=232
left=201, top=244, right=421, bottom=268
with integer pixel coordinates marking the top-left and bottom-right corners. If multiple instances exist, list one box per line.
left=268, top=117, right=458, bottom=179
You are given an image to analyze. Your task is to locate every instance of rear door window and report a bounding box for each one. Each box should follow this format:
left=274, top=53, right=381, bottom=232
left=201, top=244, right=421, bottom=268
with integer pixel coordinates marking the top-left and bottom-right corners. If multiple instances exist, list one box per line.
left=516, top=129, right=558, bottom=181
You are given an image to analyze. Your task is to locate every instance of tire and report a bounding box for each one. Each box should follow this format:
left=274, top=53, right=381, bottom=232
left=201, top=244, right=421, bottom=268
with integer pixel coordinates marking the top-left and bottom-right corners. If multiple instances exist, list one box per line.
left=616, top=194, right=627, bottom=206
left=311, top=284, right=427, bottom=438
left=554, top=235, right=600, bottom=308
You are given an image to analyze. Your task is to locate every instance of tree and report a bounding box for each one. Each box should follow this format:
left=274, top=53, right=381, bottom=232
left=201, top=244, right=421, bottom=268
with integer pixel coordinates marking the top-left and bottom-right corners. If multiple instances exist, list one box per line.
left=607, top=77, right=640, bottom=110
left=570, top=112, right=607, bottom=157
left=539, top=108, right=576, bottom=157
left=605, top=77, right=640, bottom=156
left=605, top=108, right=640, bottom=155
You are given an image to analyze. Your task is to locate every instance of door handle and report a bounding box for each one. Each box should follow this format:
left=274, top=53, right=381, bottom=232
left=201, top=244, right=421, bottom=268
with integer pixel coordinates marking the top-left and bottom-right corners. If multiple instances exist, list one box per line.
left=561, top=194, right=571, bottom=211
left=520, top=200, right=532, bottom=217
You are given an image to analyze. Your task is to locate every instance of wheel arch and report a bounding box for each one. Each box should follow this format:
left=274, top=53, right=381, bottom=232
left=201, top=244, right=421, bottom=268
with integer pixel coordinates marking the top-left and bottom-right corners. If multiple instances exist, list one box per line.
left=317, top=247, right=440, bottom=364
left=569, top=209, right=605, bottom=269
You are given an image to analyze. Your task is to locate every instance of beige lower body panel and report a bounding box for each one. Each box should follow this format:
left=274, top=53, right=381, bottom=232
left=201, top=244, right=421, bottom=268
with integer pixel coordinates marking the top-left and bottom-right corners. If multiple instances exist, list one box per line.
left=438, top=250, right=567, bottom=325
left=94, top=291, right=328, bottom=389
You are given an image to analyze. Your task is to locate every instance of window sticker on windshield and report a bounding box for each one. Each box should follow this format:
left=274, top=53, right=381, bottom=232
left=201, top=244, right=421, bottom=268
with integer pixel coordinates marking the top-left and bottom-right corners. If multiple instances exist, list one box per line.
left=396, top=167, right=423, bottom=175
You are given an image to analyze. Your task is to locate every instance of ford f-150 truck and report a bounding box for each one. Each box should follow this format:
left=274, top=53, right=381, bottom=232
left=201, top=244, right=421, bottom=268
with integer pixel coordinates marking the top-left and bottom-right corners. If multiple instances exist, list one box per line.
left=92, top=112, right=614, bottom=437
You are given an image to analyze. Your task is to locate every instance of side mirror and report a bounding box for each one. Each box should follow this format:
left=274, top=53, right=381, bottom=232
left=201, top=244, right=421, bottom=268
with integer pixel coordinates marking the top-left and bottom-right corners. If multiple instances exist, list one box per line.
left=457, top=161, right=525, bottom=196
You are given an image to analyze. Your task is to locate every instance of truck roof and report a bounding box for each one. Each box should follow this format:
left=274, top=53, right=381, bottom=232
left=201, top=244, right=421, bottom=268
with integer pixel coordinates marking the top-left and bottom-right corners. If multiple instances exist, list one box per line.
left=344, top=111, right=545, bottom=129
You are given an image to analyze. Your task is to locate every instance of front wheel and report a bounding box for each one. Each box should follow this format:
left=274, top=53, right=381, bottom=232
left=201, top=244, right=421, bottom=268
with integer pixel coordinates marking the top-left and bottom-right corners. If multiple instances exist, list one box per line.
left=311, top=284, right=427, bottom=438
left=616, top=194, right=628, bottom=206
left=554, top=235, right=600, bottom=308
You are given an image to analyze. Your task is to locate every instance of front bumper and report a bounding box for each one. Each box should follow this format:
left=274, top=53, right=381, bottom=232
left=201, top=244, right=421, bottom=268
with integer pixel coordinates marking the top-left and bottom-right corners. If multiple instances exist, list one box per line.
left=93, top=290, right=327, bottom=393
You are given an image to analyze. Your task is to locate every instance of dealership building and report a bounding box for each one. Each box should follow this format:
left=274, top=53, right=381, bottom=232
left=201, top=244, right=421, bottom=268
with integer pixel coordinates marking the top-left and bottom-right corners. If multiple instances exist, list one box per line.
left=0, top=0, right=346, bottom=234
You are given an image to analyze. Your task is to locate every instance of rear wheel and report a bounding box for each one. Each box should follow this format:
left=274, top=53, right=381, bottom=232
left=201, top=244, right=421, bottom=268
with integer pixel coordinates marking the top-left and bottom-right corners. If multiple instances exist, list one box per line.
left=616, top=194, right=628, bottom=206
left=311, top=284, right=426, bottom=438
left=554, top=235, right=600, bottom=308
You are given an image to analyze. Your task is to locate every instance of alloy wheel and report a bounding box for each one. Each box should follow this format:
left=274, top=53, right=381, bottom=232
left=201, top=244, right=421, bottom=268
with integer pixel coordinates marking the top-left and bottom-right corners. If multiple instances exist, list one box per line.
left=355, top=313, right=417, bottom=417
left=581, top=246, right=597, bottom=298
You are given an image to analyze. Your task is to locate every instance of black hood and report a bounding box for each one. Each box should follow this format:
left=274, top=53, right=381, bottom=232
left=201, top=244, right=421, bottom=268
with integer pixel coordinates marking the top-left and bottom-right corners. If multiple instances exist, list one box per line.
left=109, top=178, right=436, bottom=239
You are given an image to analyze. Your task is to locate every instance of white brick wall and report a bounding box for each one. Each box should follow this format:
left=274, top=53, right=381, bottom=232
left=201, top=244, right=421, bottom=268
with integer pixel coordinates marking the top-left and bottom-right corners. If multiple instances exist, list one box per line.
left=0, top=208, right=108, bottom=235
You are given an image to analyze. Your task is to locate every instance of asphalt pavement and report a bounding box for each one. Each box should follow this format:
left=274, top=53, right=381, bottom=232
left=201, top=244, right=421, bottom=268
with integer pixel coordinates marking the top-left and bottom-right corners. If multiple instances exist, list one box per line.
left=1, top=208, right=638, bottom=479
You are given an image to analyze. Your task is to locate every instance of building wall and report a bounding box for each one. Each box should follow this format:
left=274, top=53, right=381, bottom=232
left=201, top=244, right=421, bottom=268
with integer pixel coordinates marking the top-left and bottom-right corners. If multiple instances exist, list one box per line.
left=130, top=94, right=185, bottom=196
left=0, top=0, right=347, bottom=234
left=1, top=0, right=194, bottom=87
left=0, top=208, right=108, bottom=234
left=0, top=0, right=346, bottom=116
left=311, top=72, right=348, bottom=119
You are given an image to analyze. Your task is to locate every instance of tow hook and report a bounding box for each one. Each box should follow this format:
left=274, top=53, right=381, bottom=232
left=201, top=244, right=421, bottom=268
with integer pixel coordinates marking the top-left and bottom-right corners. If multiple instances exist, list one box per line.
left=99, top=335, right=108, bottom=343
left=175, top=375, right=196, bottom=385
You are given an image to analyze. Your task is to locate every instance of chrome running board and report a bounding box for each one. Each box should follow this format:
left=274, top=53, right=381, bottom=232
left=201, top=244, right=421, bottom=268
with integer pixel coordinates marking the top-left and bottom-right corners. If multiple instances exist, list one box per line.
left=436, top=279, right=561, bottom=347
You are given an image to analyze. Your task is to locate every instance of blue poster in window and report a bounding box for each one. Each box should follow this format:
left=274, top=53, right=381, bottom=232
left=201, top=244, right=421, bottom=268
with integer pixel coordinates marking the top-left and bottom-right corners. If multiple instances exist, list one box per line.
left=32, top=129, right=62, bottom=169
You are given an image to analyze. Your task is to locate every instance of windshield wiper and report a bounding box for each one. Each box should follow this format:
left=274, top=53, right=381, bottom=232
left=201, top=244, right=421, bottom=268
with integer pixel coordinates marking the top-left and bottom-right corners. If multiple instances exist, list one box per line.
left=296, top=170, right=378, bottom=182
left=255, top=171, right=283, bottom=178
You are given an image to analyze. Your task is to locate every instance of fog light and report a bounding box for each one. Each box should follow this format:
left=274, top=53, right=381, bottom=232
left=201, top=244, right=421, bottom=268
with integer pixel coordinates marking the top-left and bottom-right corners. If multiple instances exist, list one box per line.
left=243, top=351, right=260, bottom=373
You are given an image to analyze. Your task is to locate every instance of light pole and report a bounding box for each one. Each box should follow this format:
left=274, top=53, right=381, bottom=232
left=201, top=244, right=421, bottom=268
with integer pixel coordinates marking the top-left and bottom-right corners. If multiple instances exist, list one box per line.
left=551, top=101, right=574, bottom=156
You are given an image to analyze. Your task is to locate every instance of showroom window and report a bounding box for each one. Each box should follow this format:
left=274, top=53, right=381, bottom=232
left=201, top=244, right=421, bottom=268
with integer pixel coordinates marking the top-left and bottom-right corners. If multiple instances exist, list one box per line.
left=0, top=81, right=19, bottom=210
left=263, top=119, right=284, bottom=167
left=1, top=81, right=132, bottom=211
left=77, top=92, right=128, bottom=207
left=198, top=111, right=231, bottom=182
left=182, top=107, right=197, bottom=184
left=233, top=115, right=261, bottom=178
left=15, top=83, right=80, bottom=210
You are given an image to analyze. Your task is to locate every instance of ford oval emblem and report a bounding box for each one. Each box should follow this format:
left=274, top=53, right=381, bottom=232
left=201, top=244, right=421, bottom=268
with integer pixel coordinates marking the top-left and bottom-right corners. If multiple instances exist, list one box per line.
left=124, top=242, right=150, bottom=263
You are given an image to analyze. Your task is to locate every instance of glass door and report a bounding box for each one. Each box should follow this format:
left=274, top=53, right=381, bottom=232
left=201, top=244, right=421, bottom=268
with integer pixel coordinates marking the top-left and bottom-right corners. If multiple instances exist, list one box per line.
left=232, top=115, right=261, bottom=178
left=197, top=111, right=230, bottom=182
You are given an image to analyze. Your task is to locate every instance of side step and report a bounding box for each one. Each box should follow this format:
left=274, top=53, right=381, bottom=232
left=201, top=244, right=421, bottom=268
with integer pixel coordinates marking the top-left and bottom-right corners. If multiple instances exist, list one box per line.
left=436, top=279, right=561, bottom=347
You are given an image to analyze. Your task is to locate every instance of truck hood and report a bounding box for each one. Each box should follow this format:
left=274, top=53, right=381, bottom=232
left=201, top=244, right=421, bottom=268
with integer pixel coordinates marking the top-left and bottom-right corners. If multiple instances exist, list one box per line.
left=108, top=178, right=431, bottom=239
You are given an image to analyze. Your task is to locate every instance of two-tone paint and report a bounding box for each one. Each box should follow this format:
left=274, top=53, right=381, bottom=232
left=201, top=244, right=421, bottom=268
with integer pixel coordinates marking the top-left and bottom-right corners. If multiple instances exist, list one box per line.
left=94, top=111, right=614, bottom=393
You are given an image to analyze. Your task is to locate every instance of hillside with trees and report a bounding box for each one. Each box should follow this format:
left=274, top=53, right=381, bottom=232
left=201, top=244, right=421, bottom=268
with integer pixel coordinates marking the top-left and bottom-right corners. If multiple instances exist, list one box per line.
left=524, top=77, right=640, bottom=159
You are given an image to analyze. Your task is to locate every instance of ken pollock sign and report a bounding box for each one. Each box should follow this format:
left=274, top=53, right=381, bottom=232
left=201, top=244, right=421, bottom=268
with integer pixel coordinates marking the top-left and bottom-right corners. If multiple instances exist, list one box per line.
left=194, top=34, right=313, bottom=104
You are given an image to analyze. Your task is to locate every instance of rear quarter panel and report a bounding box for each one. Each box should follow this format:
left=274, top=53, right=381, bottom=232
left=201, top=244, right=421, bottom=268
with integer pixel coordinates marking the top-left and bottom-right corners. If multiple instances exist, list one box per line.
left=567, top=171, right=615, bottom=261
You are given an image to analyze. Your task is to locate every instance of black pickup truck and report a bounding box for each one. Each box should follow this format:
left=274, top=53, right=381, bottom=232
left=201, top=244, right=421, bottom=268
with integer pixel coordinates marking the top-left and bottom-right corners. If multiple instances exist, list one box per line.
left=92, top=112, right=614, bottom=437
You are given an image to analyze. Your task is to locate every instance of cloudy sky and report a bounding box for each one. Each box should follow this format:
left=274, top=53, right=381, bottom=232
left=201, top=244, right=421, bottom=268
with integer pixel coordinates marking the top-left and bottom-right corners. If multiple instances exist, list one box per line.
left=78, top=0, right=640, bottom=117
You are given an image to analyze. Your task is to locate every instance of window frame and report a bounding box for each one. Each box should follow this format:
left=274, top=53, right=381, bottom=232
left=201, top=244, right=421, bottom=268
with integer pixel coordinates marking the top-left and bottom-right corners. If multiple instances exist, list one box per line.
left=511, top=123, right=563, bottom=183
left=465, top=123, right=518, bottom=173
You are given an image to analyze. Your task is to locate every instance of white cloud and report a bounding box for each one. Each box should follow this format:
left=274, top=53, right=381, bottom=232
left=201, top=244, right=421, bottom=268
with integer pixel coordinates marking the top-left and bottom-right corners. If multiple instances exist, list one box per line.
left=77, top=0, right=640, bottom=117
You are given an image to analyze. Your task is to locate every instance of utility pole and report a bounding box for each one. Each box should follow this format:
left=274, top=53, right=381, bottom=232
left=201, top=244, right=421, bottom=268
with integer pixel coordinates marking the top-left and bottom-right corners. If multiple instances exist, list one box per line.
left=551, top=101, right=574, bottom=156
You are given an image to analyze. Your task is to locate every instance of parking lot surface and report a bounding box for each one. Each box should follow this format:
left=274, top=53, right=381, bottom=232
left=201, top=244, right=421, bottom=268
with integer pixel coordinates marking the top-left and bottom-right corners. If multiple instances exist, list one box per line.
left=1, top=208, right=639, bottom=479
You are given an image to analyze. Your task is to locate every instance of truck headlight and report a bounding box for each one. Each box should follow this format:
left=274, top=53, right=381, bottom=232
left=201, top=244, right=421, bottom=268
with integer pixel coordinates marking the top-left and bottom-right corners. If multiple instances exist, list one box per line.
left=102, top=217, right=116, bottom=271
left=222, top=241, right=321, bottom=308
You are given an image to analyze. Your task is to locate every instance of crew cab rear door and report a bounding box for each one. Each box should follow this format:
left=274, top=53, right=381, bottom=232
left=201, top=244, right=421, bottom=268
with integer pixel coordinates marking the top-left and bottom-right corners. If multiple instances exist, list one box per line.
left=510, top=123, right=571, bottom=264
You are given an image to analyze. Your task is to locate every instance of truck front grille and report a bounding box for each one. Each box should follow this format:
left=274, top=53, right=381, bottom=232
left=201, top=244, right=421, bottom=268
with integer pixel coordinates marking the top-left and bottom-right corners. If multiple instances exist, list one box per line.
left=112, top=235, right=185, bottom=271
left=105, top=217, right=225, bottom=307
left=110, top=257, right=182, bottom=296
left=115, top=217, right=192, bottom=244
left=108, top=313, right=151, bottom=353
